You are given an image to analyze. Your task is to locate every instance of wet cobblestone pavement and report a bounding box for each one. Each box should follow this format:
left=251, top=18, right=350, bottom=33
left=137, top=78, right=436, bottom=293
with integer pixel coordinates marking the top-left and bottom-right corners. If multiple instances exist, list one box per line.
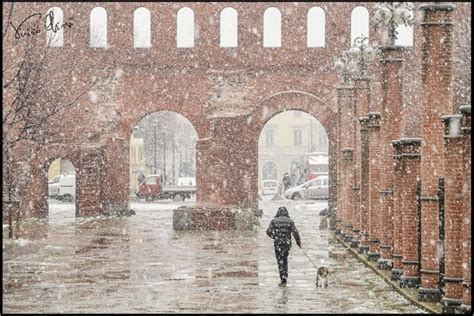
left=3, top=198, right=425, bottom=313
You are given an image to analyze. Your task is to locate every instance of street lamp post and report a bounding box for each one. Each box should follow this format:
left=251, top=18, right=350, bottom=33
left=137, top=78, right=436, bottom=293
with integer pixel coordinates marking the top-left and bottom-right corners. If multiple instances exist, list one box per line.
left=372, top=2, right=415, bottom=45
left=348, top=35, right=378, bottom=77
left=334, top=50, right=358, bottom=84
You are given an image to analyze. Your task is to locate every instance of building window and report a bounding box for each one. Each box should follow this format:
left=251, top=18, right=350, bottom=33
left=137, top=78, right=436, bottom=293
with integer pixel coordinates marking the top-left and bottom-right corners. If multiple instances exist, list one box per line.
left=134, top=7, right=151, bottom=48
left=351, top=6, right=369, bottom=46
left=264, top=7, right=281, bottom=48
left=294, top=129, right=303, bottom=146
left=395, top=24, right=413, bottom=47
left=220, top=7, right=238, bottom=47
left=46, top=7, right=64, bottom=47
left=90, top=7, right=107, bottom=48
left=177, top=7, right=194, bottom=48
left=265, top=129, right=274, bottom=146
left=262, top=161, right=278, bottom=180
left=307, top=7, right=325, bottom=47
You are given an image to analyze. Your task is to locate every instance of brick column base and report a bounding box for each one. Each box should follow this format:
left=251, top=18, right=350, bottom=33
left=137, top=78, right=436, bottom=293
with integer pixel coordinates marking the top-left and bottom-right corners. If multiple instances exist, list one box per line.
left=173, top=206, right=259, bottom=230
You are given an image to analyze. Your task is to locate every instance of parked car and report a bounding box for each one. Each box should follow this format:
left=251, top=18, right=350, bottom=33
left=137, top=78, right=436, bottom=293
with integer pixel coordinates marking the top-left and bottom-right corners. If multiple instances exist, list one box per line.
left=48, top=174, right=76, bottom=202
left=262, top=180, right=279, bottom=195
left=284, top=175, right=329, bottom=200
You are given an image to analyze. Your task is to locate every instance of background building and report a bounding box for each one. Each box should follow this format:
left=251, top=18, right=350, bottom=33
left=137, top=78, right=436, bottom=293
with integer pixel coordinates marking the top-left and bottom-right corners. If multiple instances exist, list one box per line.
left=47, top=158, right=75, bottom=180
left=258, top=110, right=328, bottom=193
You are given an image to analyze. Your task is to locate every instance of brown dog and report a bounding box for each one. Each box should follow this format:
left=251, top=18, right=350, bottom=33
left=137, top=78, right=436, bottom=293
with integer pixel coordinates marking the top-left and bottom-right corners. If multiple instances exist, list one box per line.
left=315, top=266, right=329, bottom=288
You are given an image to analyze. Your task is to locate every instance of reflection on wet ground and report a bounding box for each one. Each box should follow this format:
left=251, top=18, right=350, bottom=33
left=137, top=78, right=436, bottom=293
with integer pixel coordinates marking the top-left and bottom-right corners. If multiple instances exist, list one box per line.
left=2, top=198, right=425, bottom=313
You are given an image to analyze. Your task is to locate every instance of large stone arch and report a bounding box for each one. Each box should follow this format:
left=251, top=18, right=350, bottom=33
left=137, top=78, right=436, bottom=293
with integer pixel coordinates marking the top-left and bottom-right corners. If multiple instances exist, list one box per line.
left=241, top=90, right=338, bottom=209
left=24, top=144, right=81, bottom=218
left=122, top=107, right=206, bottom=142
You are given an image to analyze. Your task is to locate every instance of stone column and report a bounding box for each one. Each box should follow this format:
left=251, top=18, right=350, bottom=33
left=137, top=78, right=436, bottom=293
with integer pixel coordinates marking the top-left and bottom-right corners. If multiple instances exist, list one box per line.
left=459, top=105, right=471, bottom=314
left=398, top=138, right=422, bottom=289
left=418, top=3, right=456, bottom=302
left=367, top=112, right=382, bottom=262
left=351, top=77, right=370, bottom=248
left=336, top=85, right=355, bottom=240
left=335, top=88, right=343, bottom=235
left=378, top=45, right=404, bottom=270
left=391, top=140, right=403, bottom=281
left=358, top=116, right=370, bottom=254
left=338, top=86, right=354, bottom=242
left=440, top=114, right=464, bottom=313
left=341, top=148, right=354, bottom=243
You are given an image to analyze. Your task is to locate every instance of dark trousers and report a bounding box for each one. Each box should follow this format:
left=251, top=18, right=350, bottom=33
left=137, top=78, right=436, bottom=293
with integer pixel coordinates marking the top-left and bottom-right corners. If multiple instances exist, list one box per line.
left=274, top=244, right=290, bottom=283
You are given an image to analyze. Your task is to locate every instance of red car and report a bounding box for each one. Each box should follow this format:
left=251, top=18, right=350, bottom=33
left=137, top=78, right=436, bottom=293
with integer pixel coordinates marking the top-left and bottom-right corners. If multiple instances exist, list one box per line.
left=136, top=175, right=162, bottom=201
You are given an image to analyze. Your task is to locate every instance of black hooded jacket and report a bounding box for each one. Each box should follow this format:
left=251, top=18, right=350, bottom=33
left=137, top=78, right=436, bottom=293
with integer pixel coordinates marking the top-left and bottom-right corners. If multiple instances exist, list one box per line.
left=266, top=207, right=301, bottom=249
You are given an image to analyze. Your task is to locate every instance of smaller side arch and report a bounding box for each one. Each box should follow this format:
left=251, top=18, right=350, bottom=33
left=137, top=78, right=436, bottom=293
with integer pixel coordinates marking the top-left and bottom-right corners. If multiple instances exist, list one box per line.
left=24, top=144, right=81, bottom=218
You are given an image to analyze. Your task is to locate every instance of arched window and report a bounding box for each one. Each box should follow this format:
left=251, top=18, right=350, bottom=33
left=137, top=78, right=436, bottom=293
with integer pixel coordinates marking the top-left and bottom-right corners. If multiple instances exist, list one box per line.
left=177, top=7, right=194, bottom=48
left=262, top=161, right=278, bottom=180
left=46, top=7, right=64, bottom=47
left=134, top=7, right=151, bottom=48
left=90, top=7, right=107, bottom=48
left=220, top=7, right=238, bottom=47
left=307, top=7, right=325, bottom=47
left=395, top=24, right=413, bottom=47
left=351, top=6, right=369, bottom=46
left=264, top=7, right=281, bottom=48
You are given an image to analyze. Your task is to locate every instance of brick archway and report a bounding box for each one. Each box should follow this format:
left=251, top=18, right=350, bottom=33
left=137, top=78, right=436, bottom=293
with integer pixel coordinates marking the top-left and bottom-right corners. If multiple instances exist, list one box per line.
left=127, top=109, right=200, bottom=195
left=243, top=90, right=338, bottom=209
left=24, top=144, right=81, bottom=218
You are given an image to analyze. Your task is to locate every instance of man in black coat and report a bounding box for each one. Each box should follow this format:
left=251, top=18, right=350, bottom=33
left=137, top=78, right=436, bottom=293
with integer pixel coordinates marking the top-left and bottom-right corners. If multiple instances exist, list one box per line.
left=266, top=206, right=302, bottom=287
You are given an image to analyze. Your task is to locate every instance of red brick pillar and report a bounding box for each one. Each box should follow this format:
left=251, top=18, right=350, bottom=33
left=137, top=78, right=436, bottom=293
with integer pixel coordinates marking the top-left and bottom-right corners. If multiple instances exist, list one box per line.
left=391, top=140, right=403, bottom=280
left=77, top=148, right=105, bottom=217
left=196, top=115, right=257, bottom=209
left=195, top=138, right=227, bottom=206
left=367, top=112, right=382, bottom=262
left=418, top=3, right=456, bottom=302
left=378, top=45, right=404, bottom=270
left=440, top=114, right=464, bottom=312
left=398, top=138, right=422, bottom=288
left=336, top=85, right=355, bottom=240
left=351, top=77, right=370, bottom=249
left=459, top=105, right=471, bottom=314
left=358, top=116, right=370, bottom=254
left=102, top=137, right=129, bottom=215
left=328, top=138, right=338, bottom=230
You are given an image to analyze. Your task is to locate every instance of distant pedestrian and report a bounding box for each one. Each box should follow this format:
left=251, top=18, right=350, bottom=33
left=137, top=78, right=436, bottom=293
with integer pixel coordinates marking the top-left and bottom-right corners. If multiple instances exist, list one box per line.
left=137, top=173, right=145, bottom=185
left=266, top=206, right=302, bottom=287
left=282, top=173, right=291, bottom=193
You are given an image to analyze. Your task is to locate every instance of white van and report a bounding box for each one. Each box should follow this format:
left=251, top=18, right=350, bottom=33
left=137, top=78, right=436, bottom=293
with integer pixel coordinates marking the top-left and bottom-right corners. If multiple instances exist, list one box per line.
left=177, top=177, right=196, bottom=186
left=48, top=174, right=76, bottom=202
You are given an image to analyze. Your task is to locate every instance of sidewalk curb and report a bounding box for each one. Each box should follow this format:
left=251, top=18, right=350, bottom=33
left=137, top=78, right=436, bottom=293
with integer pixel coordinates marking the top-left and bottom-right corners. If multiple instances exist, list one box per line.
left=334, top=234, right=441, bottom=314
